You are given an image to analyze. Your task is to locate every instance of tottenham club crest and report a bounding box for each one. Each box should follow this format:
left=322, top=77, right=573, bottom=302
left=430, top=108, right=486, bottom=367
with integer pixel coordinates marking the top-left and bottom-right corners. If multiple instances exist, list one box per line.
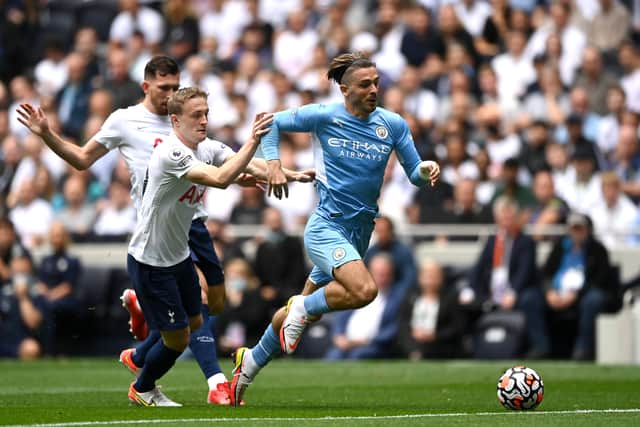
left=375, top=126, right=388, bottom=139
left=332, top=247, right=346, bottom=261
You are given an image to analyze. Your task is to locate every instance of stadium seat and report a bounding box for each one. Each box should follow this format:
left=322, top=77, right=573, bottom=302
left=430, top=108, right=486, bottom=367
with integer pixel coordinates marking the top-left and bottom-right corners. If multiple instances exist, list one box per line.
left=472, top=311, right=526, bottom=359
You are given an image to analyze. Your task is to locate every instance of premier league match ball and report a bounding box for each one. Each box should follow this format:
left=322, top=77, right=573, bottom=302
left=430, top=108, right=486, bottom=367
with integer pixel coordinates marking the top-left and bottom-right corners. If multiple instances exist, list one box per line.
left=497, top=366, right=544, bottom=410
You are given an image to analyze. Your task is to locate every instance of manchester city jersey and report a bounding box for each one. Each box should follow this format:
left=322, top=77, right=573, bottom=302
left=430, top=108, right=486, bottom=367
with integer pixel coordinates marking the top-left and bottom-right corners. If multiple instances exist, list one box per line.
left=262, top=103, right=425, bottom=221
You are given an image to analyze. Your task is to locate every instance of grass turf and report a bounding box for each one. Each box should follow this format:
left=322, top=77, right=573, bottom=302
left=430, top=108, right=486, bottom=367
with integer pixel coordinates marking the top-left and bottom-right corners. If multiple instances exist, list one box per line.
left=0, top=358, right=639, bottom=426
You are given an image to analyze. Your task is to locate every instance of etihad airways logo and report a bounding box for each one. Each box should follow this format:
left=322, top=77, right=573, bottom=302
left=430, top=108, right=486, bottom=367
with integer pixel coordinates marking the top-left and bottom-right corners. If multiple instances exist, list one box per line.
left=327, top=138, right=391, bottom=162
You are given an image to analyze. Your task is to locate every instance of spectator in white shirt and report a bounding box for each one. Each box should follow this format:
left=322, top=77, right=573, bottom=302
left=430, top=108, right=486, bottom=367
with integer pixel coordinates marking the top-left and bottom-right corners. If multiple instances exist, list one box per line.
left=454, top=0, right=493, bottom=37
left=109, top=0, right=165, bottom=50
left=591, top=171, right=638, bottom=249
left=559, top=144, right=603, bottom=213
left=618, top=41, right=640, bottom=114
left=93, top=180, right=136, bottom=240
left=527, top=1, right=587, bottom=83
left=492, top=30, right=536, bottom=106
left=273, top=9, right=319, bottom=81
left=33, top=38, right=68, bottom=98
left=8, top=178, right=53, bottom=249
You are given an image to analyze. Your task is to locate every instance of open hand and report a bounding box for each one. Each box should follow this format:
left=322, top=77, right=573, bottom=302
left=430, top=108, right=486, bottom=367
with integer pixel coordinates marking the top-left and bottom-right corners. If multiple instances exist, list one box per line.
left=16, top=103, right=49, bottom=137
left=250, top=112, right=274, bottom=143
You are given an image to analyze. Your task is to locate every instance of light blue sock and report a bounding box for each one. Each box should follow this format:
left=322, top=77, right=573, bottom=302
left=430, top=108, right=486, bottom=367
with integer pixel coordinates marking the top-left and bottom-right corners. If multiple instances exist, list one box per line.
left=303, top=287, right=331, bottom=316
left=250, top=325, right=280, bottom=367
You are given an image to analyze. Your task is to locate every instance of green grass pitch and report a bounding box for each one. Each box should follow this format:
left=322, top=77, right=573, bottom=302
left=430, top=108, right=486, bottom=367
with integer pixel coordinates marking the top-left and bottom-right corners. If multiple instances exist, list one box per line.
left=1, top=358, right=639, bottom=426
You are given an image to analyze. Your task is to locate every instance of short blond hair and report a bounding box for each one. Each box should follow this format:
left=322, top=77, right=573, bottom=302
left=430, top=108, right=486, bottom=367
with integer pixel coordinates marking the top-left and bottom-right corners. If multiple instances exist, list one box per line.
left=167, top=87, right=208, bottom=116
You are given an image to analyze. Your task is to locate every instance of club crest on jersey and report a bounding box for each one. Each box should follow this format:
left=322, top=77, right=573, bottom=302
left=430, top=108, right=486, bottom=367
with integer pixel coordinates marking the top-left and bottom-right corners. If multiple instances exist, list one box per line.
left=170, top=147, right=185, bottom=161
left=375, top=126, right=388, bottom=139
left=332, top=247, right=346, bottom=261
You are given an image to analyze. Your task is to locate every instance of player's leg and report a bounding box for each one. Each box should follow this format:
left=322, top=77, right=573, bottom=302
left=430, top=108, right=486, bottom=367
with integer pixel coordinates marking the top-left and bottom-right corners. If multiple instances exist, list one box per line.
left=126, top=256, right=200, bottom=407
left=188, top=218, right=230, bottom=404
left=229, top=278, right=319, bottom=406
left=280, top=215, right=375, bottom=354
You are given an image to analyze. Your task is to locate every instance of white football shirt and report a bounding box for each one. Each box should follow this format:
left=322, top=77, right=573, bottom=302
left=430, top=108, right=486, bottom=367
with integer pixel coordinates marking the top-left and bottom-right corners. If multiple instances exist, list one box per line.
left=92, top=103, right=234, bottom=219
left=128, top=133, right=234, bottom=267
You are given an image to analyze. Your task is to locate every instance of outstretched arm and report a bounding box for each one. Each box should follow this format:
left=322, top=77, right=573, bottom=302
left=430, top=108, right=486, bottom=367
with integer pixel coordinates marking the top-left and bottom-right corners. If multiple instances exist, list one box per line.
left=262, top=105, right=321, bottom=199
left=244, top=157, right=315, bottom=183
left=186, top=113, right=273, bottom=188
left=16, top=103, right=108, bottom=170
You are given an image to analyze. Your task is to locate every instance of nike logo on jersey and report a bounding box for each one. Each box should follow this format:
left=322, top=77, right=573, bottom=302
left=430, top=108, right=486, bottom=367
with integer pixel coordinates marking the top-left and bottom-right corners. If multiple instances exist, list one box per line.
left=332, top=118, right=343, bottom=128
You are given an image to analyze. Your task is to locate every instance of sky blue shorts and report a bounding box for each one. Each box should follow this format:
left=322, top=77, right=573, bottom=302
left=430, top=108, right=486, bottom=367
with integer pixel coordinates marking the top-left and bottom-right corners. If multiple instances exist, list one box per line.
left=304, top=212, right=375, bottom=286
left=127, top=254, right=201, bottom=331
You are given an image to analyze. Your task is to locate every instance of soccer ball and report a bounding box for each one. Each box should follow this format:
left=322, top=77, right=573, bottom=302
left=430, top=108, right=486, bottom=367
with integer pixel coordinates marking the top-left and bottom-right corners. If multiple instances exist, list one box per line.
left=497, top=366, right=544, bottom=410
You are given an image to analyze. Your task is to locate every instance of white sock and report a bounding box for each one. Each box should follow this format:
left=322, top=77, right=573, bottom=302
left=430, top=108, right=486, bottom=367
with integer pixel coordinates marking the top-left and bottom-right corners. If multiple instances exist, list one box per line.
left=207, top=372, right=227, bottom=390
left=243, top=349, right=261, bottom=379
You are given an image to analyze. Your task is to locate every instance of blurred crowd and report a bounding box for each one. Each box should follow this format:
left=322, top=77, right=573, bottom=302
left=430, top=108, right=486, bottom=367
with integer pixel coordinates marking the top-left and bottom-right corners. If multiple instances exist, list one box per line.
left=2, top=0, right=640, bottom=360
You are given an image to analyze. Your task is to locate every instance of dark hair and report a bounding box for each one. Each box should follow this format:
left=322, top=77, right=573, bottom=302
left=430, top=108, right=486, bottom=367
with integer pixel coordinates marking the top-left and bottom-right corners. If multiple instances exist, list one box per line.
left=327, top=52, right=375, bottom=85
left=144, top=56, right=179, bottom=80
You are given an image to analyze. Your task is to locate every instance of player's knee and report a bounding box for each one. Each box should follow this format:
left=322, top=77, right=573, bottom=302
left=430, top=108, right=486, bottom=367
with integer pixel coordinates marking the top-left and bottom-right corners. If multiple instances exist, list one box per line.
left=164, top=330, right=190, bottom=351
left=352, top=283, right=378, bottom=308
left=18, top=338, right=41, bottom=360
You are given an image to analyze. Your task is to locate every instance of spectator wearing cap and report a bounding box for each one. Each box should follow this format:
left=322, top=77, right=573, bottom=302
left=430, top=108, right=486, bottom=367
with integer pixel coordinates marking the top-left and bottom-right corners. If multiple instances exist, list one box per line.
left=589, top=172, right=638, bottom=249
left=558, top=143, right=603, bottom=213
left=541, top=211, right=615, bottom=360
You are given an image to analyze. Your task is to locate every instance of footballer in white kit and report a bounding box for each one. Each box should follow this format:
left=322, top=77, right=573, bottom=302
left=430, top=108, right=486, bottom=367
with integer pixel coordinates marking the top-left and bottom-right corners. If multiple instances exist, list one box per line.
left=125, top=87, right=272, bottom=406
left=128, top=134, right=233, bottom=268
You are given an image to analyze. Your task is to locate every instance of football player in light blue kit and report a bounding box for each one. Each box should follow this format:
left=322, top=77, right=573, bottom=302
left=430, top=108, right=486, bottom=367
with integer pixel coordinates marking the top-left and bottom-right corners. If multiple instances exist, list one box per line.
left=229, top=52, right=440, bottom=405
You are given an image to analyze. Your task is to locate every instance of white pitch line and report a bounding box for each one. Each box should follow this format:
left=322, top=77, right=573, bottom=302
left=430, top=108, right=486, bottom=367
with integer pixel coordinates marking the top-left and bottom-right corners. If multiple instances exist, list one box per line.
left=6, top=408, right=640, bottom=427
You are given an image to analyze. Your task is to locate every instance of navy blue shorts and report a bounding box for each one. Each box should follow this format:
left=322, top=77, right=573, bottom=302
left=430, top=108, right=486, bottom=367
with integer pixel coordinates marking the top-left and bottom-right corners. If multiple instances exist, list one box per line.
left=127, top=254, right=202, bottom=331
left=189, top=218, right=224, bottom=286
left=0, top=334, right=23, bottom=358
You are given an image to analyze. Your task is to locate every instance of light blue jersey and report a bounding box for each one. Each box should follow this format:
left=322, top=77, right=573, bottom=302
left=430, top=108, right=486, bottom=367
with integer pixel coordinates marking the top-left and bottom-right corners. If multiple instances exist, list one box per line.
left=263, top=103, right=427, bottom=285
left=262, top=103, right=426, bottom=223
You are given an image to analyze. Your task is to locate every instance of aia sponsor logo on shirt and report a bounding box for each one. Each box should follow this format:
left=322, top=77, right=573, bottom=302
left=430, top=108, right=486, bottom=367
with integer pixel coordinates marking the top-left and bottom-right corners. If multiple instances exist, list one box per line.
left=178, top=185, right=206, bottom=205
